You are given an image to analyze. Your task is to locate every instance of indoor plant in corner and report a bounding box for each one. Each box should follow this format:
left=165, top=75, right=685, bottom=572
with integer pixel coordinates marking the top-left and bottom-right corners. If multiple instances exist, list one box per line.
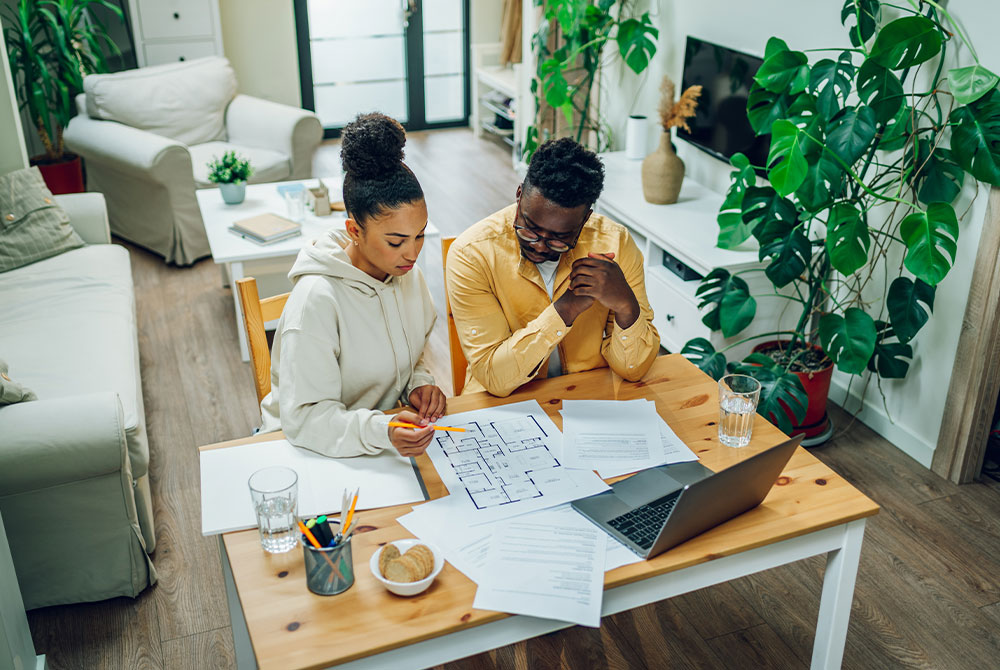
left=681, top=0, right=1000, bottom=445
left=2, top=0, right=123, bottom=193
left=208, top=151, right=253, bottom=205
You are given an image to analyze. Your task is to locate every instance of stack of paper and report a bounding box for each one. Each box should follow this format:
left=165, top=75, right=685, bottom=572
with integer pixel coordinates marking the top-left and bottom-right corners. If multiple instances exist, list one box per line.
left=561, top=399, right=699, bottom=478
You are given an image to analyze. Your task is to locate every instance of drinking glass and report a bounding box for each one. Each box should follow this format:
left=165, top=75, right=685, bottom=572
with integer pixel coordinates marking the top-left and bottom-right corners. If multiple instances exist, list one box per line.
left=284, top=189, right=306, bottom=222
left=718, top=374, right=761, bottom=448
left=248, top=466, right=298, bottom=553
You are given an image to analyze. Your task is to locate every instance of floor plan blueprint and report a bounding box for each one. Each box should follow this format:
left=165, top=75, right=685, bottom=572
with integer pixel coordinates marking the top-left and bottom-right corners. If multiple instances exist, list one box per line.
left=425, top=400, right=609, bottom=524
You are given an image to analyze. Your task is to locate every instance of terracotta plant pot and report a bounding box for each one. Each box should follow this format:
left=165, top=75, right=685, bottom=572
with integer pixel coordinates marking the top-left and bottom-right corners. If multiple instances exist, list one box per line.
left=752, top=340, right=834, bottom=446
left=30, top=153, right=84, bottom=194
left=641, top=132, right=684, bottom=204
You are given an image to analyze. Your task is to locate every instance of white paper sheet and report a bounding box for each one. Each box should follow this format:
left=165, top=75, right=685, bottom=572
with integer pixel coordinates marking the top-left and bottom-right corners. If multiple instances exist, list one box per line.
left=397, top=501, right=641, bottom=584
left=199, top=439, right=425, bottom=535
left=561, top=400, right=663, bottom=474
left=424, top=400, right=609, bottom=525
left=472, top=509, right=608, bottom=627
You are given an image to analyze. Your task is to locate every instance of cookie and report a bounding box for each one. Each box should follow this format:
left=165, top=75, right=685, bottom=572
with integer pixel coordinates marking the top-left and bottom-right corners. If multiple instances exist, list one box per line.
left=384, top=554, right=421, bottom=582
left=406, top=545, right=434, bottom=579
left=379, top=545, right=401, bottom=577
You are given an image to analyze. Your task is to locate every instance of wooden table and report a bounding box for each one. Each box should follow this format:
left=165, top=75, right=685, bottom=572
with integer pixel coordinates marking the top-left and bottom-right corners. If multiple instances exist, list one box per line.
left=203, top=355, right=879, bottom=669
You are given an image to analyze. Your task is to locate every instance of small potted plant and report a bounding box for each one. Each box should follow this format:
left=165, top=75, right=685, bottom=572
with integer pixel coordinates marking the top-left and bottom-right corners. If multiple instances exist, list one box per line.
left=207, top=151, right=253, bottom=205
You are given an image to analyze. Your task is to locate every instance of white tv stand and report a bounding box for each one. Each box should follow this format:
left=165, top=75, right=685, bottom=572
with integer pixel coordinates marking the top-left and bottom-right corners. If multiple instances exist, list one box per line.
left=596, top=152, right=795, bottom=361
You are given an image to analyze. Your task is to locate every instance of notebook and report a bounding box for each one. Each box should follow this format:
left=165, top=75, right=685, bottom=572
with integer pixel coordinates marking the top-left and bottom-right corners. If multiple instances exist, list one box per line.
left=229, top=213, right=302, bottom=244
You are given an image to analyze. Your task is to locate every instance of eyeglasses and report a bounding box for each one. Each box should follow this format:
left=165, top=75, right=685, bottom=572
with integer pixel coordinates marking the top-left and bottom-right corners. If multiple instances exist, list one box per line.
left=513, top=201, right=579, bottom=253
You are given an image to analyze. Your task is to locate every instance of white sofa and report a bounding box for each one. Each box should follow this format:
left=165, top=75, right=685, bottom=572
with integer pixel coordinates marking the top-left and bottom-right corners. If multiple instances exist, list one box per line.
left=0, top=193, right=156, bottom=608
left=64, top=57, right=324, bottom=266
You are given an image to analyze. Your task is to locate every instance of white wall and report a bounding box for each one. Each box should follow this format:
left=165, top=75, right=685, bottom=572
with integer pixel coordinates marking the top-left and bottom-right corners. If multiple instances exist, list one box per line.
left=601, top=0, right=1000, bottom=467
left=0, top=25, right=28, bottom=174
left=218, top=0, right=301, bottom=107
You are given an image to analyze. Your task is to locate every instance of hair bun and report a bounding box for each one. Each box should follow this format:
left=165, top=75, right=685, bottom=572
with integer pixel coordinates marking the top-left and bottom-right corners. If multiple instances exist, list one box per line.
left=340, top=112, right=407, bottom=180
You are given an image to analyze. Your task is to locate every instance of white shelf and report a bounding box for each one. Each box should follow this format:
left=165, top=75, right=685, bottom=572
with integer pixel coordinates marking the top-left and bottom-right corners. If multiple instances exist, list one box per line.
left=476, top=65, right=518, bottom=98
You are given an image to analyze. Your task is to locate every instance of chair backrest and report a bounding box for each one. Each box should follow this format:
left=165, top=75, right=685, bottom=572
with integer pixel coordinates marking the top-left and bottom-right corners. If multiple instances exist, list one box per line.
left=235, top=277, right=289, bottom=405
left=442, top=237, right=468, bottom=395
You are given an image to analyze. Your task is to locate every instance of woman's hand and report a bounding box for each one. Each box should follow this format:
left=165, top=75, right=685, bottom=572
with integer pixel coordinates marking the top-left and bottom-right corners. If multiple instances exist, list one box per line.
left=388, top=409, right=434, bottom=457
left=408, top=385, right=447, bottom=422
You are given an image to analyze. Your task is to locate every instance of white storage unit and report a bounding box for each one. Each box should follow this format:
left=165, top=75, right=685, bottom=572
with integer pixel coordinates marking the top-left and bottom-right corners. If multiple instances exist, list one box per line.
left=596, top=151, right=797, bottom=361
left=128, top=0, right=224, bottom=67
left=471, top=43, right=521, bottom=166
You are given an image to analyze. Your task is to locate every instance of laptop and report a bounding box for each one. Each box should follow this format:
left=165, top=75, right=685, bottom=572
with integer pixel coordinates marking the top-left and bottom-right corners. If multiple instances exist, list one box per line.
left=571, top=435, right=803, bottom=559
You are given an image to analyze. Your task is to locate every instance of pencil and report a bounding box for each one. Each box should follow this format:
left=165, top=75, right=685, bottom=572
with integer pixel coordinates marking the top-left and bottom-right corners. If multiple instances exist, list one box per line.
left=342, top=490, right=360, bottom=531
left=388, top=421, right=467, bottom=432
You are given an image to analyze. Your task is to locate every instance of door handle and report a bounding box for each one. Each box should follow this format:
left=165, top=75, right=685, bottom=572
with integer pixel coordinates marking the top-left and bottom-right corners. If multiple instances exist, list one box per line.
left=402, top=0, right=416, bottom=27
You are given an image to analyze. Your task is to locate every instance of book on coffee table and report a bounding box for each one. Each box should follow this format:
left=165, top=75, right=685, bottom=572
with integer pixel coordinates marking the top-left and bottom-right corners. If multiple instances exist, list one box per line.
left=229, top=213, right=302, bottom=245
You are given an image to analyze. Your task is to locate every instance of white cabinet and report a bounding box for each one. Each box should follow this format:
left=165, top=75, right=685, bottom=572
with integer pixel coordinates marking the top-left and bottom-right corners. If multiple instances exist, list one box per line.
left=128, top=0, right=223, bottom=67
left=596, top=152, right=796, bottom=361
left=471, top=43, right=521, bottom=166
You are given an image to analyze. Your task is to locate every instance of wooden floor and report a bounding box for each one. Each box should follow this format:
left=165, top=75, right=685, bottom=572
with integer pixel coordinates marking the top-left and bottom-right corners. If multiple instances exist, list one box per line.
left=26, top=129, right=1000, bottom=669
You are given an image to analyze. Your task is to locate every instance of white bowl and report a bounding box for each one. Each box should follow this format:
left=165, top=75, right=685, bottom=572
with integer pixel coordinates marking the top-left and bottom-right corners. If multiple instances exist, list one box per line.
left=369, top=539, right=444, bottom=597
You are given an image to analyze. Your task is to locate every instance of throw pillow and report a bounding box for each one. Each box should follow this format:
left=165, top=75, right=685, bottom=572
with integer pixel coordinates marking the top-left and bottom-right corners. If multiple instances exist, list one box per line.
left=0, top=358, right=37, bottom=405
left=0, top=167, right=85, bottom=273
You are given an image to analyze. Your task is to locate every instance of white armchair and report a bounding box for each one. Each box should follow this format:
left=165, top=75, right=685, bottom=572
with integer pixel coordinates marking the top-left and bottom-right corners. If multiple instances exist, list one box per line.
left=64, top=57, right=323, bottom=266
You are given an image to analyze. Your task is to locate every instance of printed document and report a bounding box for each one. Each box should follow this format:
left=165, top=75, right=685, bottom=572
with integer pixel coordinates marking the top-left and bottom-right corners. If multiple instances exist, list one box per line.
left=472, top=509, right=608, bottom=627
left=424, top=400, right=609, bottom=525
left=200, top=439, right=425, bottom=535
left=561, top=399, right=662, bottom=474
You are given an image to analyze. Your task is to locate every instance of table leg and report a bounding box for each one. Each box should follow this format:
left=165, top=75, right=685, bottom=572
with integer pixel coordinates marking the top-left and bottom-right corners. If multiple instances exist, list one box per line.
left=811, top=518, right=866, bottom=670
left=220, top=263, right=230, bottom=289
left=229, top=261, right=250, bottom=362
left=219, top=537, right=258, bottom=670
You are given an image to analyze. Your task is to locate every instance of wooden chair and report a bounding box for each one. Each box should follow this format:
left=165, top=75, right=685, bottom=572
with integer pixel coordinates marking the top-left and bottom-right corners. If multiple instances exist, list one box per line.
left=235, top=277, right=289, bottom=404
left=442, top=237, right=469, bottom=395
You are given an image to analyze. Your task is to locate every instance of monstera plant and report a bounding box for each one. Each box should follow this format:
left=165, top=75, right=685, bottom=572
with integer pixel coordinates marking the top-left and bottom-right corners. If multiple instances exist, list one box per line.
left=524, top=0, right=658, bottom=158
left=681, top=0, right=1000, bottom=437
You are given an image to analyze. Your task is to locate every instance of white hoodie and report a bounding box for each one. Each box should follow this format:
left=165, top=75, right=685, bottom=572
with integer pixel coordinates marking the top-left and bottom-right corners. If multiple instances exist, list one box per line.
left=259, top=229, right=437, bottom=457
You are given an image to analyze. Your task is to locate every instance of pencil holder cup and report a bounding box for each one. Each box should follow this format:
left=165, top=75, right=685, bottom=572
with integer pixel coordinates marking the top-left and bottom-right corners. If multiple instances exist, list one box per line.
left=301, top=524, right=354, bottom=596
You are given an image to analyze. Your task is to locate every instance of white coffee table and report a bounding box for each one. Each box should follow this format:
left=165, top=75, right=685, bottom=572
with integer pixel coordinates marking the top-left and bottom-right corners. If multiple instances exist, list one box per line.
left=198, top=179, right=439, bottom=361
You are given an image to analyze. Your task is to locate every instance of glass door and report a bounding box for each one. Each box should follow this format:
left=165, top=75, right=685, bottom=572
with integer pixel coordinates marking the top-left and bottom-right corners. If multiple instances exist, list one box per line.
left=294, top=0, right=470, bottom=135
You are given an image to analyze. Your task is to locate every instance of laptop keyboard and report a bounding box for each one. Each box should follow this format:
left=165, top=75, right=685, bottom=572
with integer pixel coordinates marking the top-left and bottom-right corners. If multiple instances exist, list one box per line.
left=607, top=491, right=682, bottom=550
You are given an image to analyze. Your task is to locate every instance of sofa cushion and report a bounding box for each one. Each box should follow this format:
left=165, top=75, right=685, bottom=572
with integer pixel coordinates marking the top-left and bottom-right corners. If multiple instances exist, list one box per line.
left=0, top=358, right=37, bottom=404
left=190, top=142, right=291, bottom=188
left=0, top=167, right=85, bottom=272
left=84, top=57, right=237, bottom=146
left=0, top=244, right=148, bottom=476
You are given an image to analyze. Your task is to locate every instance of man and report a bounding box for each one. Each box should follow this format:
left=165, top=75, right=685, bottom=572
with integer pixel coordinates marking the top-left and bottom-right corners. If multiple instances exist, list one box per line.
left=446, top=137, right=660, bottom=397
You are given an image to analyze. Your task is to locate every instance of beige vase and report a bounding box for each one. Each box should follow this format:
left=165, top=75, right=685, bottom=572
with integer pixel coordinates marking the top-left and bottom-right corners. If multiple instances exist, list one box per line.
left=641, top=132, right=685, bottom=204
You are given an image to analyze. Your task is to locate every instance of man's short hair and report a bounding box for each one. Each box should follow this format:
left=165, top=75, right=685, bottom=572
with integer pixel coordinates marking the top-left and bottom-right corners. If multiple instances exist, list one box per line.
left=524, top=137, right=605, bottom=208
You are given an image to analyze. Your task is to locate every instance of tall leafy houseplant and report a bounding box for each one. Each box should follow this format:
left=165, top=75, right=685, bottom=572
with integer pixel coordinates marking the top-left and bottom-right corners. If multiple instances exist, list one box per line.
left=681, top=0, right=1000, bottom=435
left=2, top=0, right=123, bottom=163
left=525, top=0, right=658, bottom=158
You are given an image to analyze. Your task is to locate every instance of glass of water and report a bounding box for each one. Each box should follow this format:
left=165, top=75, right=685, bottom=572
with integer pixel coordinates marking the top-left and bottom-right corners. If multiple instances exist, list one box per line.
left=248, top=466, right=298, bottom=553
left=718, top=374, right=762, bottom=448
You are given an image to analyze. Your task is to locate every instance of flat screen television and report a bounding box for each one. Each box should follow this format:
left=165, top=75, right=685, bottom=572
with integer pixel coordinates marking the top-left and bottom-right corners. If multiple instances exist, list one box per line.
left=676, top=36, right=768, bottom=169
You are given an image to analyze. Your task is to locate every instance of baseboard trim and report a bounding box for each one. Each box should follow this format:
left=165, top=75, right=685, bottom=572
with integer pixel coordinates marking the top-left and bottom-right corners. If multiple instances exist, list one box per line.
left=828, top=376, right=936, bottom=469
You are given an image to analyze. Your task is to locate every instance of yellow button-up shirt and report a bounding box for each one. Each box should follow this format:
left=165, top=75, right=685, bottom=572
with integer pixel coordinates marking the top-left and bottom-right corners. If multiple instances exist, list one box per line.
left=446, top=204, right=660, bottom=396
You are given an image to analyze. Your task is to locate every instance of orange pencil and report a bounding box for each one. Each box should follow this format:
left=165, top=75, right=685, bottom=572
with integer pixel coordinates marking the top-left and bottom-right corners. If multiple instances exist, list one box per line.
left=298, top=520, right=324, bottom=549
left=342, top=490, right=359, bottom=531
left=388, top=421, right=467, bottom=432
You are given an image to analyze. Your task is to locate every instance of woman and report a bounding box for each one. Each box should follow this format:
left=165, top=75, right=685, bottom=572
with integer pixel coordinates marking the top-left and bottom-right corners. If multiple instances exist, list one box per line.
left=259, top=113, right=446, bottom=458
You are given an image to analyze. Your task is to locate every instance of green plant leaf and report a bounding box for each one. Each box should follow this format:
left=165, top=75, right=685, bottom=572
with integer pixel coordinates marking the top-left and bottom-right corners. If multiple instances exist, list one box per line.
left=818, top=308, right=877, bottom=374
left=717, top=153, right=757, bottom=249
left=950, top=88, right=1000, bottom=186
left=914, top=143, right=964, bottom=206
left=747, top=85, right=793, bottom=136
left=878, top=101, right=915, bottom=152
left=680, top=338, right=727, bottom=380
left=869, top=16, right=943, bottom=70
left=887, top=276, right=935, bottom=344
left=826, top=104, right=878, bottom=166
left=857, top=60, right=904, bottom=125
left=753, top=42, right=810, bottom=94
left=695, top=268, right=758, bottom=338
left=767, top=119, right=809, bottom=196
left=840, top=0, right=881, bottom=47
left=950, top=64, right=1000, bottom=106
left=540, top=58, right=570, bottom=108
left=617, top=15, right=658, bottom=74
left=826, top=203, right=870, bottom=275
left=741, top=186, right=799, bottom=240
left=729, top=362, right=809, bottom=435
left=808, top=53, right=854, bottom=120
left=795, top=155, right=846, bottom=212
left=867, top=321, right=912, bottom=378
left=757, top=221, right=811, bottom=288
left=899, top=202, right=959, bottom=286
